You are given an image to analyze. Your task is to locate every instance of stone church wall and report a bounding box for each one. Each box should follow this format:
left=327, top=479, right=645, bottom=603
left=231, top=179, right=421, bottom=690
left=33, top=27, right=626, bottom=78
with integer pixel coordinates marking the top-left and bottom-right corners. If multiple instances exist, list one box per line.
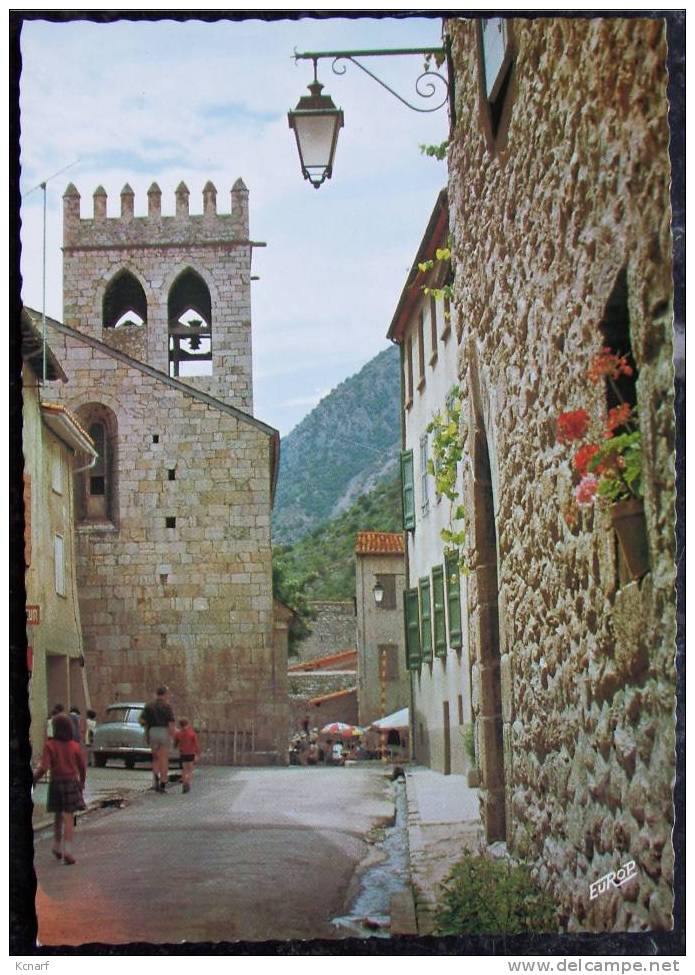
left=446, top=16, right=675, bottom=930
left=42, top=331, right=284, bottom=752
left=41, top=177, right=287, bottom=761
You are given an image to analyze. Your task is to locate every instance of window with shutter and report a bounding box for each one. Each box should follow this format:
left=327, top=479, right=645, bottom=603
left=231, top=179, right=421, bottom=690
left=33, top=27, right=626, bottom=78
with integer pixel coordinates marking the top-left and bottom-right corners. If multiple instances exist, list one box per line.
left=401, top=450, right=415, bottom=531
left=419, top=576, right=433, bottom=662
left=432, top=564, right=447, bottom=658
left=375, top=574, right=397, bottom=610
left=54, top=533, right=65, bottom=596
left=420, top=434, right=430, bottom=515
left=445, top=553, right=463, bottom=649
left=403, top=588, right=421, bottom=670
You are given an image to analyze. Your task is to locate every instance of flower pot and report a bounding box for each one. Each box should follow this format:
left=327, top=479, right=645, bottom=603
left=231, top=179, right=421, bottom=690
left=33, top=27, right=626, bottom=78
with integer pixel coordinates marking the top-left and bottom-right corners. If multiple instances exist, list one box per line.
left=467, top=768, right=481, bottom=788
left=611, top=498, right=650, bottom=581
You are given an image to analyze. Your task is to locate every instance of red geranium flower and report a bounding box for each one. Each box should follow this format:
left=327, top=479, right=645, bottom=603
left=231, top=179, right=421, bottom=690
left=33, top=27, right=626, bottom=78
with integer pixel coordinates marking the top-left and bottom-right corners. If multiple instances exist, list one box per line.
left=557, top=409, right=591, bottom=444
left=588, top=348, right=634, bottom=384
left=573, top=443, right=600, bottom=475
left=606, top=403, right=631, bottom=431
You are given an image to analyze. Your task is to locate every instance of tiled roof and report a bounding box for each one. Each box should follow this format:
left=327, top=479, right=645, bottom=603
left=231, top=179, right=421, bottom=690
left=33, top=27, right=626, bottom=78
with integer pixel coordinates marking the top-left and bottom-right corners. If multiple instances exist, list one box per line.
left=288, top=649, right=357, bottom=673
left=308, top=686, right=357, bottom=705
left=355, top=531, right=405, bottom=555
left=40, top=401, right=92, bottom=443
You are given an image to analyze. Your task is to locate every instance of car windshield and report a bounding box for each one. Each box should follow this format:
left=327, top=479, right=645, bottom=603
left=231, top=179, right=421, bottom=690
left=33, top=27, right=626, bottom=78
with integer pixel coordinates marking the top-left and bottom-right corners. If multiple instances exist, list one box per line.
left=127, top=708, right=144, bottom=725
left=104, top=707, right=130, bottom=723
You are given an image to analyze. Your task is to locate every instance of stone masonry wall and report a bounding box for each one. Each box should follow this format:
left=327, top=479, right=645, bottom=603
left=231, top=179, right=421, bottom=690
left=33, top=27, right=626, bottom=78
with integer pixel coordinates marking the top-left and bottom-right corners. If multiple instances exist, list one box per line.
left=43, top=327, right=286, bottom=757
left=293, top=601, right=356, bottom=662
left=446, top=17, right=675, bottom=931
left=62, top=181, right=254, bottom=414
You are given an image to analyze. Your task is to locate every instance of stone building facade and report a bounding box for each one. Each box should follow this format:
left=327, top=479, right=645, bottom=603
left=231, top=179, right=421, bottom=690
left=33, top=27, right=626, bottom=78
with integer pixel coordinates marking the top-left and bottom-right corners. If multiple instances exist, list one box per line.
left=40, top=180, right=287, bottom=761
left=291, top=600, right=356, bottom=663
left=22, top=312, right=97, bottom=755
left=354, top=532, right=409, bottom=728
left=442, top=16, right=675, bottom=930
left=389, top=192, right=474, bottom=777
left=287, top=650, right=358, bottom=731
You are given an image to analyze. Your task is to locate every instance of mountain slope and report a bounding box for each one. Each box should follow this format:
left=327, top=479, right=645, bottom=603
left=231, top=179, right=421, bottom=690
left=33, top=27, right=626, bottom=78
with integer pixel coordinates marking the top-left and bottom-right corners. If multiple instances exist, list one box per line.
left=274, top=476, right=404, bottom=603
left=272, top=345, right=401, bottom=544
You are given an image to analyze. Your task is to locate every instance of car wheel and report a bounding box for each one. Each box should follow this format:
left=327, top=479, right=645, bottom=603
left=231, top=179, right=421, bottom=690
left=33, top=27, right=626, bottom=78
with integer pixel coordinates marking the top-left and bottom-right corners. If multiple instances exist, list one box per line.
left=125, top=757, right=135, bottom=770
left=94, top=754, right=107, bottom=768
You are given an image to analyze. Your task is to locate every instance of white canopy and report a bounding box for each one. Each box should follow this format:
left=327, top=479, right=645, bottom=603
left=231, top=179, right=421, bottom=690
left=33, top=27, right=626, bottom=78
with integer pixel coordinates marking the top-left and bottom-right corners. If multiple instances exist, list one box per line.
left=370, top=707, right=409, bottom=730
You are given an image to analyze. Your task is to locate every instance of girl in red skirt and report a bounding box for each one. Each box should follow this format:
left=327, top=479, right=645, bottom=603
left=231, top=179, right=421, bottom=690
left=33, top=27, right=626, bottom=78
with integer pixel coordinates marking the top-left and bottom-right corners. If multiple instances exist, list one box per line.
left=33, top=712, right=86, bottom=864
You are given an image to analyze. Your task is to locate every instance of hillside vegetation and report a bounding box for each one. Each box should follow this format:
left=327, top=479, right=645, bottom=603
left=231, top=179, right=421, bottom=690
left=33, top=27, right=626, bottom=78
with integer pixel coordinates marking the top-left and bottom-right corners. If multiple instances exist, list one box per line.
left=273, top=476, right=403, bottom=605
left=272, top=345, right=401, bottom=545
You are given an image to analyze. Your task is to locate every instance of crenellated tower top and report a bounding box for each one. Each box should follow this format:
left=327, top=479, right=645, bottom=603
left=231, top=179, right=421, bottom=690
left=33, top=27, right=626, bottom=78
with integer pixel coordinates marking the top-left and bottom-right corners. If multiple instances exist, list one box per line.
left=62, top=179, right=251, bottom=248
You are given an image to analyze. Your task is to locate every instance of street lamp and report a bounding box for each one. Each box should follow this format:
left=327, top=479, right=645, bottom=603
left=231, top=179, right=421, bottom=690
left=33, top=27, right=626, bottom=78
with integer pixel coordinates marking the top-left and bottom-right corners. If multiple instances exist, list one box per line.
left=373, top=580, right=385, bottom=605
left=289, top=47, right=451, bottom=189
left=287, top=62, right=344, bottom=189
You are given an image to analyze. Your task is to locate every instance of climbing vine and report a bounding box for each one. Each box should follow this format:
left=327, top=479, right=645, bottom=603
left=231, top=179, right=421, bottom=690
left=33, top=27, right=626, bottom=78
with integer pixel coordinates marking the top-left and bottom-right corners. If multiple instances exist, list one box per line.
left=418, top=244, right=454, bottom=309
left=419, top=139, right=449, bottom=161
left=426, top=386, right=468, bottom=571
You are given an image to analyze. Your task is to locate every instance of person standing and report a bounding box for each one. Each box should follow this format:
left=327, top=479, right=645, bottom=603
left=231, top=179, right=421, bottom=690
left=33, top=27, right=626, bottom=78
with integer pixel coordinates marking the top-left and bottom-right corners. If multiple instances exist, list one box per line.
left=46, top=703, right=64, bottom=740
left=68, top=706, right=82, bottom=743
left=174, top=717, right=200, bottom=794
left=140, top=686, right=175, bottom=793
left=32, top=713, right=86, bottom=864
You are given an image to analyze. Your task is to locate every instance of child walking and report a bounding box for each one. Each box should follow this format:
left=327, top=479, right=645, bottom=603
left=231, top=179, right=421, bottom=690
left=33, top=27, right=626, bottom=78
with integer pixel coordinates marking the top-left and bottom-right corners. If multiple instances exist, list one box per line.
left=174, top=718, right=200, bottom=794
left=33, top=713, right=86, bottom=864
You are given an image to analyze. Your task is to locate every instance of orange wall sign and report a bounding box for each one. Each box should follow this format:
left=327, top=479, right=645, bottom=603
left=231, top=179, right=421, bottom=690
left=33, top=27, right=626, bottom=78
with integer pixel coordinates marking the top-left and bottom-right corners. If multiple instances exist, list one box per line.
left=26, top=605, right=40, bottom=626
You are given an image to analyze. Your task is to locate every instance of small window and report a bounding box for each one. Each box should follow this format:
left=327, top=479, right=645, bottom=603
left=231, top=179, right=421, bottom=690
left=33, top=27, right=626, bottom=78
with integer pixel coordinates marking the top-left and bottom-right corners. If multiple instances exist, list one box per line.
left=417, top=311, right=426, bottom=386
left=420, top=434, right=430, bottom=515
left=51, top=451, right=63, bottom=495
left=166, top=517, right=176, bottom=529
left=54, top=534, right=65, bottom=596
left=152, top=434, right=160, bottom=444
left=375, top=574, right=397, bottom=610
left=406, top=336, right=414, bottom=406
left=168, top=469, right=176, bottom=481
left=429, top=295, right=438, bottom=360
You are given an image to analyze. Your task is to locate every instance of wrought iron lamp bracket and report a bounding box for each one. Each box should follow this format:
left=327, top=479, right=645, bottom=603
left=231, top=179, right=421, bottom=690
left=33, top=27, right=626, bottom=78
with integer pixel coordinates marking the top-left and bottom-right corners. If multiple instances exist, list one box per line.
left=294, top=47, right=450, bottom=114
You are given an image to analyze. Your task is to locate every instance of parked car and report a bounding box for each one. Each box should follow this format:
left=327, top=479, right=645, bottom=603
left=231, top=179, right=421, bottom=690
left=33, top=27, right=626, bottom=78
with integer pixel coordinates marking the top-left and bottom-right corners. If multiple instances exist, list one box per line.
left=92, top=702, right=180, bottom=769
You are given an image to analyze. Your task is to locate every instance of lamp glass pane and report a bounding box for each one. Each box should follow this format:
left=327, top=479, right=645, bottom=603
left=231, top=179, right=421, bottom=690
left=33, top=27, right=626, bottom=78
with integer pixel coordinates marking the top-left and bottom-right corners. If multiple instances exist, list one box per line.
left=295, top=113, right=339, bottom=169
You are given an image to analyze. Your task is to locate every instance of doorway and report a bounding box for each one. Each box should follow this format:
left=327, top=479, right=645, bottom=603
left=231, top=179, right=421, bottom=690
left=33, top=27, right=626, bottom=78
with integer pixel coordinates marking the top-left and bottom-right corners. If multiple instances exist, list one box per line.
left=473, top=426, right=506, bottom=841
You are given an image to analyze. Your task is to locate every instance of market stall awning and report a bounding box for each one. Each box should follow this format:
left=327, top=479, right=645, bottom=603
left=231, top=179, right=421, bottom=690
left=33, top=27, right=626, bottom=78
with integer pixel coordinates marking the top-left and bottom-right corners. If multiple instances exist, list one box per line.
left=370, top=707, right=409, bottom=731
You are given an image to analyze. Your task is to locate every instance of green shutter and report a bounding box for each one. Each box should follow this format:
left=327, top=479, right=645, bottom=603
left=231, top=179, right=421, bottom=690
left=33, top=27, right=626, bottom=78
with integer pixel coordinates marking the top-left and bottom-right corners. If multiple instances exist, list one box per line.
left=404, top=588, right=421, bottom=670
left=419, top=576, right=433, bottom=662
left=401, top=450, right=415, bottom=531
left=445, top=554, right=463, bottom=649
left=432, top=564, right=447, bottom=658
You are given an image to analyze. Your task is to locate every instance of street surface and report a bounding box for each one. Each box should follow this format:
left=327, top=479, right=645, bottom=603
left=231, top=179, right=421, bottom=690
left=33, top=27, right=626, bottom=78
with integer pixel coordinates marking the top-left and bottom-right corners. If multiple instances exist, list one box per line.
left=34, top=764, right=395, bottom=945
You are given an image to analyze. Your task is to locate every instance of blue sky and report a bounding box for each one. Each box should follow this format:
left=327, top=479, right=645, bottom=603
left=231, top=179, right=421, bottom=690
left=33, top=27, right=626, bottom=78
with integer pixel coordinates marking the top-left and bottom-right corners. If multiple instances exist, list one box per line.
left=19, top=14, right=448, bottom=435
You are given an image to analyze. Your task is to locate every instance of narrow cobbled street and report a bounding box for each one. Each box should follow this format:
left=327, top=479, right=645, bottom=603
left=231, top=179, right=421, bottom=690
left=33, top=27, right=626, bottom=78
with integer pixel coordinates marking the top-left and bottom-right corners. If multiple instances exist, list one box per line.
left=35, top=765, right=397, bottom=946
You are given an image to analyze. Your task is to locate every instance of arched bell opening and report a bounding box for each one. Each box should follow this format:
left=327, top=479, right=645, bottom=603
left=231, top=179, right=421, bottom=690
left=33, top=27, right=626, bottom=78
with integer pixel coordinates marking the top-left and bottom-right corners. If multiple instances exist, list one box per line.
left=168, top=269, right=213, bottom=378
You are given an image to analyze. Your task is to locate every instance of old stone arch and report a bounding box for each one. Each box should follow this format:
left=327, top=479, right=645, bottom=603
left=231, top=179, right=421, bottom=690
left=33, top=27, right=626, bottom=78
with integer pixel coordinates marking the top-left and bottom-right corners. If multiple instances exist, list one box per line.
left=102, top=269, right=148, bottom=328
left=75, top=402, right=119, bottom=525
left=167, top=268, right=213, bottom=378
left=466, top=344, right=507, bottom=844
left=472, top=421, right=506, bottom=842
